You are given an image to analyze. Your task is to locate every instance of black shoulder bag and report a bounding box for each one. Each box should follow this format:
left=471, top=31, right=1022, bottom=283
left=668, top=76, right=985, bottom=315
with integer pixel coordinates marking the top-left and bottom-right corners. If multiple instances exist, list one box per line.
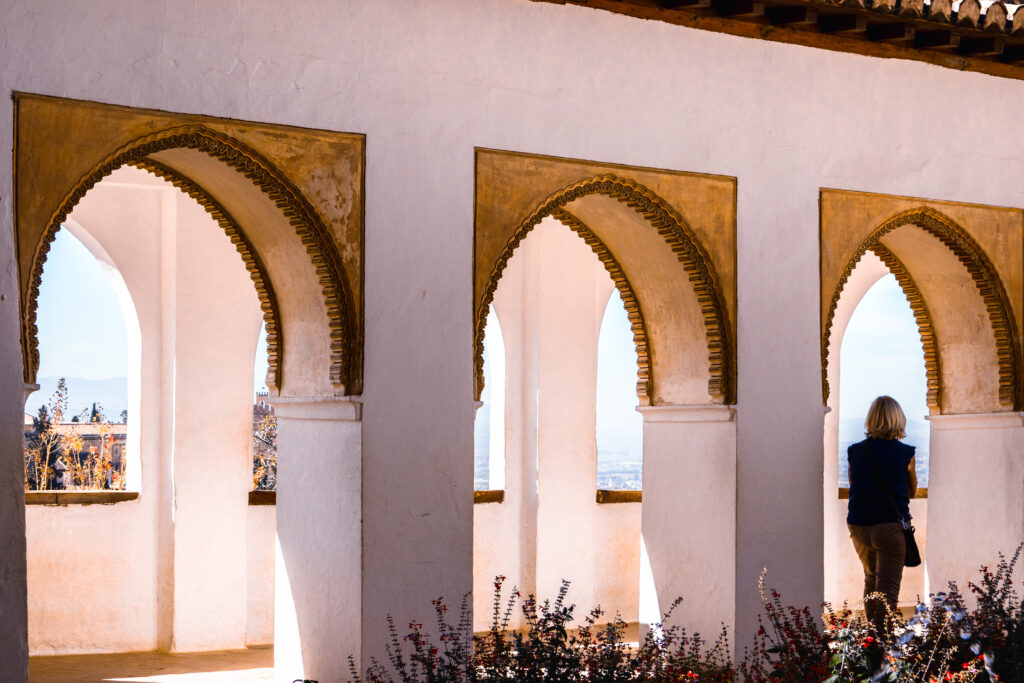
left=864, top=442, right=922, bottom=568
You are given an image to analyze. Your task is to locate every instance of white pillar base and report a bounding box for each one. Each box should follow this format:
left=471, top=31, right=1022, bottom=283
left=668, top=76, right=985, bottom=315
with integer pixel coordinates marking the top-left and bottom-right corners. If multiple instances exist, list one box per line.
left=639, top=405, right=736, bottom=641
left=270, top=397, right=362, bottom=683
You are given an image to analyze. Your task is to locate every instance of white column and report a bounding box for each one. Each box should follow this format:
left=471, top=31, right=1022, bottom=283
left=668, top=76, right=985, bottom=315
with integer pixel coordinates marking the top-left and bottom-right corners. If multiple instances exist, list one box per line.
left=640, top=405, right=736, bottom=639
left=168, top=191, right=259, bottom=651
left=271, top=397, right=362, bottom=683
left=473, top=246, right=538, bottom=631
left=927, top=412, right=1024, bottom=588
left=534, top=225, right=613, bottom=616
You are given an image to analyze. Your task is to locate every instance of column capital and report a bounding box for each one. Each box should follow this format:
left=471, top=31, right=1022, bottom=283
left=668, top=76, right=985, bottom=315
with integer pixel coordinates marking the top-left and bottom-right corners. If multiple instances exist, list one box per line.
left=23, top=383, right=39, bottom=405
left=637, top=404, right=735, bottom=423
left=267, top=396, right=362, bottom=422
left=927, top=411, right=1024, bottom=430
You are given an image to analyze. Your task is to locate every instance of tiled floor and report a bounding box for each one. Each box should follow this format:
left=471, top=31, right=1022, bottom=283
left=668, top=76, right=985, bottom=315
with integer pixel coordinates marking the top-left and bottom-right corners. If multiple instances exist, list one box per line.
left=28, top=647, right=274, bottom=683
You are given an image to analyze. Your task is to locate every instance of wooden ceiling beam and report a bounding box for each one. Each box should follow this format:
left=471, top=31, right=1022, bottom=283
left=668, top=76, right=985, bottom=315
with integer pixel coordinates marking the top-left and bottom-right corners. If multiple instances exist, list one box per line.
left=530, top=0, right=1024, bottom=81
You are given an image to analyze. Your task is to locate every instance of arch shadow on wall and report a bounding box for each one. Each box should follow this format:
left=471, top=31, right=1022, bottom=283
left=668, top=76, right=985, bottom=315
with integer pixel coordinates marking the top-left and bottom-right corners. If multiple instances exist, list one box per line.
left=474, top=149, right=737, bottom=408
left=820, top=192, right=1023, bottom=415
left=14, top=94, right=365, bottom=397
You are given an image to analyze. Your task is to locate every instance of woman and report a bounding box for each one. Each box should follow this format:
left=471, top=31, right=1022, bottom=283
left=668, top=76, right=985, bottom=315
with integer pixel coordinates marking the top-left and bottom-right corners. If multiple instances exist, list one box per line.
left=847, top=395, right=917, bottom=627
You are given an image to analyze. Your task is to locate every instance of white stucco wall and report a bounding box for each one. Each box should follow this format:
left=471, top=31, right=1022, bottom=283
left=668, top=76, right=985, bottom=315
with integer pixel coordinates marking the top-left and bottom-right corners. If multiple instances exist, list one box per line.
left=26, top=499, right=159, bottom=654
left=3, top=1, right=1024, bottom=678
left=247, top=505, right=276, bottom=647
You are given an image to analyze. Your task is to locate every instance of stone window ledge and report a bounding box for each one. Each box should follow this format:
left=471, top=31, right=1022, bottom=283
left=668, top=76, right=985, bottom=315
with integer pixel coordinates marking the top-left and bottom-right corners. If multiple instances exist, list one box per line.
left=249, top=490, right=276, bottom=505
left=839, top=487, right=928, bottom=499
left=474, top=490, right=504, bottom=504
left=25, top=491, right=139, bottom=505
left=596, top=490, right=642, bottom=504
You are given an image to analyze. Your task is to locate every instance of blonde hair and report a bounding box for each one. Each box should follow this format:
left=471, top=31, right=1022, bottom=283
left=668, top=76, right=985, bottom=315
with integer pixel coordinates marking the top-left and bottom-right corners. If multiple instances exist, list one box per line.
left=864, top=395, right=906, bottom=440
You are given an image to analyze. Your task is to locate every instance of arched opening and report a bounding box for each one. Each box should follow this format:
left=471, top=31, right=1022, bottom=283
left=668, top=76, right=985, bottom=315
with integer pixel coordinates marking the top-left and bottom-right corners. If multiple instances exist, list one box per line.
left=25, top=224, right=138, bottom=492
left=24, top=166, right=271, bottom=654
left=596, top=290, right=643, bottom=492
left=822, top=204, right=1022, bottom=611
left=838, top=274, right=930, bottom=490
left=824, top=251, right=930, bottom=608
left=473, top=217, right=638, bottom=632
left=474, top=306, right=506, bottom=492
left=472, top=152, right=737, bottom=640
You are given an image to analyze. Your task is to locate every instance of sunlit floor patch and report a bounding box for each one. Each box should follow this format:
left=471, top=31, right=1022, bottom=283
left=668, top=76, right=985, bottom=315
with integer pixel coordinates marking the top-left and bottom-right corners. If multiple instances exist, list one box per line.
left=28, top=647, right=273, bottom=683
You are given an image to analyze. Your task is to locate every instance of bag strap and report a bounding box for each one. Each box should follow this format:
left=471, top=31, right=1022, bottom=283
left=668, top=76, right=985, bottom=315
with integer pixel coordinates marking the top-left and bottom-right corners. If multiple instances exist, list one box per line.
left=862, top=440, right=910, bottom=526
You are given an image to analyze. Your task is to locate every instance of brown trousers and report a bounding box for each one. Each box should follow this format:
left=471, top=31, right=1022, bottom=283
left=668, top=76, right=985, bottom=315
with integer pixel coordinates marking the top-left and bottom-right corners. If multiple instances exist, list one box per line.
left=848, top=522, right=905, bottom=626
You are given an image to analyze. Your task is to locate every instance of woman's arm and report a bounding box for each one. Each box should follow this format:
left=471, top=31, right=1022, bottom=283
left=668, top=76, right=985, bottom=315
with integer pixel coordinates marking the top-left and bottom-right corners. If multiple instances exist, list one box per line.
left=907, top=456, right=917, bottom=499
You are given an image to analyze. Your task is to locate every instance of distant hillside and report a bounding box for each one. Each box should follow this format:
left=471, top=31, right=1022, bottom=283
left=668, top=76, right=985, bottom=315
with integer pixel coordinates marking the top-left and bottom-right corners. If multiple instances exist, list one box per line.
left=25, top=376, right=128, bottom=420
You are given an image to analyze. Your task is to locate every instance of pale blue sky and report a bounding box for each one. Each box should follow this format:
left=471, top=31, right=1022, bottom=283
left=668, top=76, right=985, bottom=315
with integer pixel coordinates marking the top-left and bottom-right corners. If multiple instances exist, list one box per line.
left=37, top=229, right=128, bottom=380
left=36, top=227, right=269, bottom=402
left=839, top=274, right=928, bottom=424
left=596, top=291, right=643, bottom=453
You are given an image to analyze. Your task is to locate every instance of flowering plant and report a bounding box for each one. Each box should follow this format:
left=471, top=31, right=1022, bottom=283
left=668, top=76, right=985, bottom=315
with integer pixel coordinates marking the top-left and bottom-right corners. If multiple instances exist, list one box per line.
left=347, top=549, right=1024, bottom=683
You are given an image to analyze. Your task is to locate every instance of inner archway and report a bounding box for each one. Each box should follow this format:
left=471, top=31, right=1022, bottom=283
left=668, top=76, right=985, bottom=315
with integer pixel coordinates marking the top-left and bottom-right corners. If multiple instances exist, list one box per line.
left=473, top=149, right=738, bottom=639
left=824, top=251, right=931, bottom=608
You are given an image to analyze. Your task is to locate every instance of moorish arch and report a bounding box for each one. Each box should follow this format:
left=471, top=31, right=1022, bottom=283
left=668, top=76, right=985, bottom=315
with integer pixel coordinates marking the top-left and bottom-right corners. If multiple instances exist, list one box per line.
left=821, top=201, right=1022, bottom=415
left=474, top=151, right=737, bottom=408
left=14, top=94, right=368, bottom=680
left=478, top=206, right=652, bottom=403
left=821, top=191, right=1024, bottom=613
left=824, top=242, right=942, bottom=414
left=473, top=149, right=738, bottom=640
left=15, top=94, right=365, bottom=398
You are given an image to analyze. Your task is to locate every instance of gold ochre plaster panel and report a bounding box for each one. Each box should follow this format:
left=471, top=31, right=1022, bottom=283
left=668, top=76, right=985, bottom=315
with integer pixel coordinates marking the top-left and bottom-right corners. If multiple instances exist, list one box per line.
left=820, top=189, right=1023, bottom=411
left=474, top=149, right=737, bottom=405
left=14, top=94, right=365, bottom=394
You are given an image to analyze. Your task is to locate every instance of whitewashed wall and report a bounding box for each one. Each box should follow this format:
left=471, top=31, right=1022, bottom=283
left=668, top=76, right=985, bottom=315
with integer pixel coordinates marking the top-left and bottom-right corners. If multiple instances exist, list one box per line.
left=28, top=501, right=275, bottom=654
left=3, top=1, right=1024, bottom=679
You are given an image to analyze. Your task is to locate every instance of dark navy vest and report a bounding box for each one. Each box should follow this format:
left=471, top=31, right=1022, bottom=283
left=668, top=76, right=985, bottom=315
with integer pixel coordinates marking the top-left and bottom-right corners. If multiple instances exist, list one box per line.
left=847, top=437, right=915, bottom=526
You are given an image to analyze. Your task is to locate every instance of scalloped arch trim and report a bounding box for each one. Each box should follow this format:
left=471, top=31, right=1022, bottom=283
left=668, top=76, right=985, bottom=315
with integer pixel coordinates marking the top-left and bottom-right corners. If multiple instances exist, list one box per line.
left=130, top=158, right=283, bottom=391
left=821, top=206, right=1020, bottom=411
left=474, top=174, right=734, bottom=406
left=21, top=124, right=357, bottom=394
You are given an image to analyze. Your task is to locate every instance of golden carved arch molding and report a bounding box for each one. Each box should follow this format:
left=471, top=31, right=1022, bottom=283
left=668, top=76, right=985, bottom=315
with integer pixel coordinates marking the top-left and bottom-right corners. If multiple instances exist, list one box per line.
left=821, top=194, right=1023, bottom=413
left=130, top=158, right=284, bottom=390
left=475, top=150, right=737, bottom=406
left=478, top=206, right=653, bottom=402
left=14, top=94, right=365, bottom=395
left=822, top=242, right=942, bottom=413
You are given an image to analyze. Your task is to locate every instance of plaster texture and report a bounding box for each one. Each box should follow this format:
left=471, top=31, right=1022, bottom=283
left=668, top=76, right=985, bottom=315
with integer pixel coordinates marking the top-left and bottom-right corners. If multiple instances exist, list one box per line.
left=271, top=397, right=361, bottom=683
left=927, top=413, right=1024, bottom=594
left=640, top=405, right=736, bottom=639
left=3, top=1, right=1024, bottom=678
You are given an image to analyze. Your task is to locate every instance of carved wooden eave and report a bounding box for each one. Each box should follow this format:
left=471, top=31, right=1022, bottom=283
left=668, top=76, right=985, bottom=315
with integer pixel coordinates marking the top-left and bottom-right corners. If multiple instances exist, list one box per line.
left=533, top=0, right=1024, bottom=80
